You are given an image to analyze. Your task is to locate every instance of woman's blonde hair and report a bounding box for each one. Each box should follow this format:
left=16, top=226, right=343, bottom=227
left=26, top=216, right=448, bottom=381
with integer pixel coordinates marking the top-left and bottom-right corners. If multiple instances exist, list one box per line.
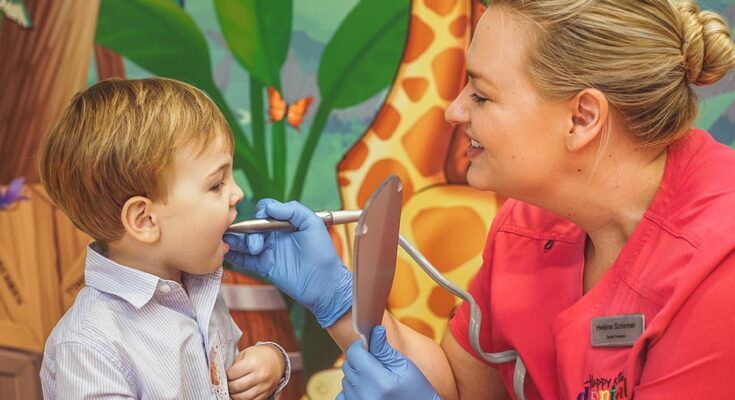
left=39, top=78, right=233, bottom=243
left=492, top=0, right=735, bottom=147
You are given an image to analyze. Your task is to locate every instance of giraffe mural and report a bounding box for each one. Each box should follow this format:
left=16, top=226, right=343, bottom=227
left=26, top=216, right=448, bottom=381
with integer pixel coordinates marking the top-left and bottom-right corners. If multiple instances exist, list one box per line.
left=336, top=0, right=494, bottom=343
left=307, top=0, right=495, bottom=397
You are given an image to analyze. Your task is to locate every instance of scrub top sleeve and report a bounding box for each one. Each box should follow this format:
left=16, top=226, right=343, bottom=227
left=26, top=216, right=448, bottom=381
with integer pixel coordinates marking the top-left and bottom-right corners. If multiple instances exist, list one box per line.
left=634, top=250, right=735, bottom=399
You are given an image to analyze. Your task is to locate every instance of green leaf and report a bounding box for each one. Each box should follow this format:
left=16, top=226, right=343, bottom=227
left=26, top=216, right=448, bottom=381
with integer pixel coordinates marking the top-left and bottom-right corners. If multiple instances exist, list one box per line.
left=95, top=0, right=270, bottom=196
left=318, top=0, right=409, bottom=109
left=696, top=91, right=735, bottom=131
left=96, top=0, right=213, bottom=89
left=213, top=0, right=292, bottom=86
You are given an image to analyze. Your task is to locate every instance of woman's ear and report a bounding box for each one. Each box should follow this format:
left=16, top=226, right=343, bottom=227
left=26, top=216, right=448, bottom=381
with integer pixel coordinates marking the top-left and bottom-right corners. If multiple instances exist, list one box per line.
left=120, top=196, right=160, bottom=244
left=567, top=88, right=608, bottom=152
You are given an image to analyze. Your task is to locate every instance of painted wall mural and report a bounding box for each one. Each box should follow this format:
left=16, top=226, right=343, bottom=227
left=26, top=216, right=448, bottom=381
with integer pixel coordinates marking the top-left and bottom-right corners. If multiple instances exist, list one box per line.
left=1, top=0, right=735, bottom=399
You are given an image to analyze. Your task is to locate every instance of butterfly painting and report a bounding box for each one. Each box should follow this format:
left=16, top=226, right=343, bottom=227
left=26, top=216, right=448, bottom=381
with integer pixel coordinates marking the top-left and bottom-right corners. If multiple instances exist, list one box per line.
left=267, top=86, right=313, bottom=131
left=0, top=177, right=30, bottom=210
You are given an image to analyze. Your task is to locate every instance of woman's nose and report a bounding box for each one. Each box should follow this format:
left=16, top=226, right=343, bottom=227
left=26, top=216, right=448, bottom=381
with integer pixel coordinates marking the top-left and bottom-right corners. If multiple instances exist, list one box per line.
left=445, top=95, right=469, bottom=125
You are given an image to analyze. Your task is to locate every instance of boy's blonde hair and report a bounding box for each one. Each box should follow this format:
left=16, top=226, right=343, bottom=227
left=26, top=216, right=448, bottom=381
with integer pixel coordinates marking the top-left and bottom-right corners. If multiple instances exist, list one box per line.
left=493, top=0, right=735, bottom=148
left=39, top=78, right=234, bottom=243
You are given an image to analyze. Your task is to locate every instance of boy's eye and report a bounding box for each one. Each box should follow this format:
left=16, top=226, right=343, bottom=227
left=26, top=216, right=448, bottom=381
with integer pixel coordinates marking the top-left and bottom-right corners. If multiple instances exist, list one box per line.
left=210, top=181, right=226, bottom=192
left=470, top=92, right=489, bottom=104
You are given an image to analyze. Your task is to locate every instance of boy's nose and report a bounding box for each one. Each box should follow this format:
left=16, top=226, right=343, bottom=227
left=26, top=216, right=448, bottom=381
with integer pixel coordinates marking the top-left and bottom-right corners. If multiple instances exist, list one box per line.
left=231, top=184, right=244, bottom=207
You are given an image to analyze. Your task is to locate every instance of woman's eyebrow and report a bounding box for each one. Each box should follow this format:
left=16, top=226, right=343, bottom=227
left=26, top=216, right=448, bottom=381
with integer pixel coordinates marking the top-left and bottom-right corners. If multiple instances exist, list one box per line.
left=467, top=68, right=496, bottom=88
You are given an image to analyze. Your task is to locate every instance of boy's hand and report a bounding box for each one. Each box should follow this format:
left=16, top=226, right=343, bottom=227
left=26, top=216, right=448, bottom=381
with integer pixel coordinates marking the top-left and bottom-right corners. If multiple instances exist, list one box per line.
left=227, top=344, right=286, bottom=400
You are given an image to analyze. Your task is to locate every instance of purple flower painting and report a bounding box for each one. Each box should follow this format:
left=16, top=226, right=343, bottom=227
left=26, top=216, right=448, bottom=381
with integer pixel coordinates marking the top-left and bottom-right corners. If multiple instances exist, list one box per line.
left=0, top=177, right=30, bottom=210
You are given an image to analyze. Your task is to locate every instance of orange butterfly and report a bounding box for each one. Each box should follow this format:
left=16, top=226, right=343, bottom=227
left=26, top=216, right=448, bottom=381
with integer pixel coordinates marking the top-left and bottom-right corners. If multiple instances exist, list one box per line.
left=267, top=86, right=313, bottom=131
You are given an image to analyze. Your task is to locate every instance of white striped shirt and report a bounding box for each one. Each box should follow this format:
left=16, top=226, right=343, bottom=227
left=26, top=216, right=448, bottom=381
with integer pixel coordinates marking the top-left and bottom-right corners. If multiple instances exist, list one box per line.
left=40, top=243, right=289, bottom=399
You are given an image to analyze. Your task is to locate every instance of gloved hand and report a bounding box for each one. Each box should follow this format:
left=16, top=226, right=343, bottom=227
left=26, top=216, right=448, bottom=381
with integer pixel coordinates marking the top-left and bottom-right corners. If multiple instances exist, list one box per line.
left=336, top=326, right=441, bottom=400
left=223, top=199, right=352, bottom=328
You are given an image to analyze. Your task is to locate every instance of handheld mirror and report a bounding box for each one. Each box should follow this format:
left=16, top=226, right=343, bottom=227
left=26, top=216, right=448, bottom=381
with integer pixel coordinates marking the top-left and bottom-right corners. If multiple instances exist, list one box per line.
left=352, top=175, right=403, bottom=349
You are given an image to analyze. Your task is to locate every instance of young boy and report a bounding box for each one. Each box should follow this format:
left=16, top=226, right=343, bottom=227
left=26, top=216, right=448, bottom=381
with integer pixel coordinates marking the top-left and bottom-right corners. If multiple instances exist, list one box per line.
left=38, top=78, right=290, bottom=399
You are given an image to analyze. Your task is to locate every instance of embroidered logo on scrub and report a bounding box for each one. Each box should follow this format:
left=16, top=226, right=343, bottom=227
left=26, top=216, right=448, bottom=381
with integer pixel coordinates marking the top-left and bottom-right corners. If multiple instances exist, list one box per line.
left=577, top=372, right=629, bottom=400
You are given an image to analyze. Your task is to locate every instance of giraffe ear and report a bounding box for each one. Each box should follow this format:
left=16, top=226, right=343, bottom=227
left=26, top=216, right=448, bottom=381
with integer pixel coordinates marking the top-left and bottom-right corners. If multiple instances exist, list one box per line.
left=567, top=88, right=608, bottom=152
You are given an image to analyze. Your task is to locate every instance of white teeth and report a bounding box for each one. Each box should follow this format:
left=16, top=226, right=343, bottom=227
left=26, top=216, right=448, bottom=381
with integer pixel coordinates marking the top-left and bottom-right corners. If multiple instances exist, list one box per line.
left=470, top=139, right=484, bottom=149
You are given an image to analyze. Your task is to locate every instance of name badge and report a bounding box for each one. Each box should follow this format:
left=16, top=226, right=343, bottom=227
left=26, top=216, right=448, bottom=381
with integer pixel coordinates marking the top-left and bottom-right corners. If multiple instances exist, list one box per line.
left=591, top=314, right=645, bottom=347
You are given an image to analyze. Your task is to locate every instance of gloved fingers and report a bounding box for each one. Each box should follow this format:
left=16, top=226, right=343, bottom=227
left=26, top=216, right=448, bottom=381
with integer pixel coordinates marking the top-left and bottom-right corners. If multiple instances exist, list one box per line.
left=341, top=375, right=360, bottom=400
left=255, top=198, right=279, bottom=215
left=224, top=252, right=268, bottom=276
left=223, top=233, right=265, bottom=255
left=368, top=325, right=403, bottom=365
left=344, top=339, right=388, bottom=381
left=341, top=359, right=360, bottom=385
left=254, top=204, right=270, bottom=219
left=246, top=233, right=264, bottom=254
left=264, top=200, right=320, bottom=231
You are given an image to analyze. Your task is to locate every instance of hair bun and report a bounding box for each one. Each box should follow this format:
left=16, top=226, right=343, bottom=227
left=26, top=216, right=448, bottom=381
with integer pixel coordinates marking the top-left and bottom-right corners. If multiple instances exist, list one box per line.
left=676, top=0, right=735, bottom=85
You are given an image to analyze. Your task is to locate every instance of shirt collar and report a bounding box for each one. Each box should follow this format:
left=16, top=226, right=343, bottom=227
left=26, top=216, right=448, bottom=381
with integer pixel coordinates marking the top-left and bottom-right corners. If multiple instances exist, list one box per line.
left=84, top=243, right=164, bottom=309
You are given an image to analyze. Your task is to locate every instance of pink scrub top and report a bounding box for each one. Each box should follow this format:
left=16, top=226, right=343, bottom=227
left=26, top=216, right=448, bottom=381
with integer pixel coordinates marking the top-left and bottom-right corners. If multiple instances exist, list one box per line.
left=449, top=129, right=735, bottom=399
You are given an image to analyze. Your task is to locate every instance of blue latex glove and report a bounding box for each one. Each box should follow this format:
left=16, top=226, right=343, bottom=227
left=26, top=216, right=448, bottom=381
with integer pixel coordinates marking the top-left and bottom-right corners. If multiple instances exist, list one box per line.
left=223, top=199, right=352, bottom=328
left=336, top=326, right=442, bottom=400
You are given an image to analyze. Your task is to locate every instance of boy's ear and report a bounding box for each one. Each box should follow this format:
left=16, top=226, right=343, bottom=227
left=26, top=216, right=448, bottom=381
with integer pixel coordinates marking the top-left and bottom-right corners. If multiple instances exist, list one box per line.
left=566, top=88, right=608, bottom=152
left=120, top=196, right=160, bottom=244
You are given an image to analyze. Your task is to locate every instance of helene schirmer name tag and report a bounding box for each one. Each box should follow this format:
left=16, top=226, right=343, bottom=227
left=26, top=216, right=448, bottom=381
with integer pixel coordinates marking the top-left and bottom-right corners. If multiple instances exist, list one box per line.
left=591, top=314, right=645, bottom=347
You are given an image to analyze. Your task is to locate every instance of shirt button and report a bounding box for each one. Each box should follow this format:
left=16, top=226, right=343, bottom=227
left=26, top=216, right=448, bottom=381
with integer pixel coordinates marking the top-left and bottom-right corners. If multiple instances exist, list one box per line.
left=159, top=284, right=172, bottom=294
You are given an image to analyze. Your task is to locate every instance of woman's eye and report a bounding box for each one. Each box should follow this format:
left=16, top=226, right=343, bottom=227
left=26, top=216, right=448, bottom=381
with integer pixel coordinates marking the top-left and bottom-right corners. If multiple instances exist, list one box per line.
left=210, top=181, right=226, bottom=192
left=470, top=93, right=489, bottom=104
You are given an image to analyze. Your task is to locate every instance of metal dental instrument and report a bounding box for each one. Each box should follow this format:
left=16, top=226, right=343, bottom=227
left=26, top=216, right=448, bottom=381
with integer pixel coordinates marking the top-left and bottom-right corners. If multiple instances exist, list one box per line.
left=227, top=210, right=363, bottom=233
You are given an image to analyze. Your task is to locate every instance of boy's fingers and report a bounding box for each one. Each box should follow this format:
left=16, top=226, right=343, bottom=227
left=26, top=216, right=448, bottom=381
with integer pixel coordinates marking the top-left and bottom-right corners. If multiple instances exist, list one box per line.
left=227, top=372, right=256, bottom=393
left=226, top=359, right=257, bottom=381
left=229, top=379, right=268, bottom=400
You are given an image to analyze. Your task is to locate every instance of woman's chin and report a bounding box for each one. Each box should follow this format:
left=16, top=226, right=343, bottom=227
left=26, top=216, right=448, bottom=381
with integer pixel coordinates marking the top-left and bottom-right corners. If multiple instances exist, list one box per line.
left=466, top=168, right=493, bottom=192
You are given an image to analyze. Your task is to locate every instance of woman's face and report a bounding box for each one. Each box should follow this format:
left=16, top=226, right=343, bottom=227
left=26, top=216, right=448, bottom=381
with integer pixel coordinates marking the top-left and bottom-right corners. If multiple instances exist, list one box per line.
left=445, top=7, right=574, bottom=202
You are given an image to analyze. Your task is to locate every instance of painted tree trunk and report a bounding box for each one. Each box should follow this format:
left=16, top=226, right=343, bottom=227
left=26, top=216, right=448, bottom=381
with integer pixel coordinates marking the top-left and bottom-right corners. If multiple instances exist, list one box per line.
left=0, top=0, right=100, bottom=184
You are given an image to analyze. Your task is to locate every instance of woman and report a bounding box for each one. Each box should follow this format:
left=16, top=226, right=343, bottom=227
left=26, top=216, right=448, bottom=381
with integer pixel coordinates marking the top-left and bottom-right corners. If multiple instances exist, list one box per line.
left=224, top=0, right=735, bottom=398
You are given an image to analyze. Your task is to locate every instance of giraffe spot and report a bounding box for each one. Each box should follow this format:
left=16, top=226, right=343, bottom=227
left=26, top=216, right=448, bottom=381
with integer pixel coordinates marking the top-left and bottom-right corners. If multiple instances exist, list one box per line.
left=428, top=286, right=456, bottom=317
left=388, top=258, right=419, bottom=308
left=402, top=77, right=429, bottom=102
left=373, top=104, right=401, bottom=140
left=424, top=0, right=457, bottom=16
left=432, top=48, right=465, bottom=101
left=400, top=317, right=435, bottom=339
left=449, top=15, right=468, bottom=38
left=338, top=177, right=350, bottom=186
left=402, top=107, right=453, bottom=176
left=357, top=160, right=414, bottom=207
left=404, top=16, right=434, bottom=63
left=411, top=206, right=485, bottom=272
left=339, top=141, right=368, bottom=171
